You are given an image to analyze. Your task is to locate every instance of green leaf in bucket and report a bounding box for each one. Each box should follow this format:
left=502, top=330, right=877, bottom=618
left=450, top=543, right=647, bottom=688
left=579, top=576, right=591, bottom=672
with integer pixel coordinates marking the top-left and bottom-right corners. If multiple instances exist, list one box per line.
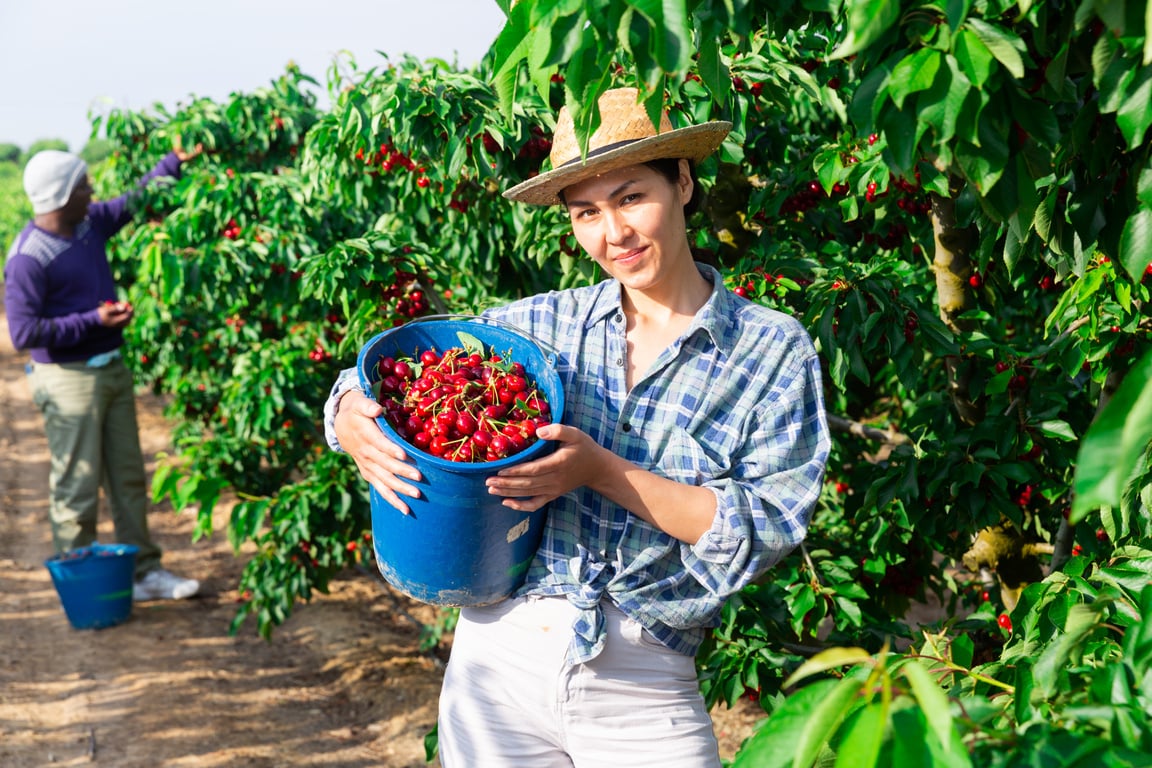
left=456, top=331, right=485, bottom=356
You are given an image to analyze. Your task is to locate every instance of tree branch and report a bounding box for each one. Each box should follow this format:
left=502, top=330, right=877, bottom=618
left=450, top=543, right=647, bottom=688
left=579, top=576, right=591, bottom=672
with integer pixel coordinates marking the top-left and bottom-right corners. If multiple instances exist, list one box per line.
left=827, top=414, right=911, bottom=445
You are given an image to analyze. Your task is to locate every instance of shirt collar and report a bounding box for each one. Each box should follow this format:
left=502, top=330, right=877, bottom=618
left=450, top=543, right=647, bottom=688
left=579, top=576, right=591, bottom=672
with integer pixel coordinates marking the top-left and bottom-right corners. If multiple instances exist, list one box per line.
left=585, top=262, right=737, bottom=352
left=690, top=263, right=738, bottom=356
left=583, top=262, right=736, bottom=353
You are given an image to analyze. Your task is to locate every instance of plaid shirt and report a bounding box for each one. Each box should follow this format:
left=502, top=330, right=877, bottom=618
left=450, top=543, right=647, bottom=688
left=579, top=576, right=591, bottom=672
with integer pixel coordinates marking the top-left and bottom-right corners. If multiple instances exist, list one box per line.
left=325, top=264, right=830, bottom=664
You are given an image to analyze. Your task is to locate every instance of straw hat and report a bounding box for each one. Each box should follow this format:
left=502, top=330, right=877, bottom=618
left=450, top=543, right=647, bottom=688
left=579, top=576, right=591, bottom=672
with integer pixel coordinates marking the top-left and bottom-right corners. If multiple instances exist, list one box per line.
left=503, top=87, right=731, bottom=206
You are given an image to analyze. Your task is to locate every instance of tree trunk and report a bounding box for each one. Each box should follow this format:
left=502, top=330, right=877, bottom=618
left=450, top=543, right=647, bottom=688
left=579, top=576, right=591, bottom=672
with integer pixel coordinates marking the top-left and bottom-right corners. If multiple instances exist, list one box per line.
left=929, top=183, right=982, bottom=426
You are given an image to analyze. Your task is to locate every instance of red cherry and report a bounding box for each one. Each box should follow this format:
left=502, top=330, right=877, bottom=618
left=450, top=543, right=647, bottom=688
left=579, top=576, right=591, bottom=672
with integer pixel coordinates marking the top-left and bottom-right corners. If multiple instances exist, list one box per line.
left=997, top=613, right=1012, bottom=631
left=456, top=412, right=478, bottom=435
left=489, top=434, right=511, bottom=457
left=969, top=273, right=983, bottom=288
left=471, top=429, right=493, bottom=449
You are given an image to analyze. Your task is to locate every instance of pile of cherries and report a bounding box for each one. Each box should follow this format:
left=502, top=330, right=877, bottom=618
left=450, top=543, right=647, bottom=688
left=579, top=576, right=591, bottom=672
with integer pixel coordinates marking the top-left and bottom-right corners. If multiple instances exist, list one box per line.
left=376, top=343, right=552, bottom=463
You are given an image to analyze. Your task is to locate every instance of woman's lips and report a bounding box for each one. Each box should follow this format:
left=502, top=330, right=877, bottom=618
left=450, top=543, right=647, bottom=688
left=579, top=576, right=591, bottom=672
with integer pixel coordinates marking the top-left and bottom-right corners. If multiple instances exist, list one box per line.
left=614, top=246, right=646, bottom=264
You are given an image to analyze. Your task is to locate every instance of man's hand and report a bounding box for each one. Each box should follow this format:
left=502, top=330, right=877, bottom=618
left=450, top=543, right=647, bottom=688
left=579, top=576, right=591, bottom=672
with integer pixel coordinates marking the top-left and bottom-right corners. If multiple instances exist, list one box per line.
left=97, top=300, right=134, bottom=329
left=172, top=135, right=205, bottom=162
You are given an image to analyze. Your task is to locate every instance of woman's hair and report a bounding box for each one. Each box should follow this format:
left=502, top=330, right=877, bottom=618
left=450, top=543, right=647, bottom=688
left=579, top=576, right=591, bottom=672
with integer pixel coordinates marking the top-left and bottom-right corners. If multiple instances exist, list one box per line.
left=643, top=158, right=703, bottom=217
left=556, top=158, right=703, bottom=216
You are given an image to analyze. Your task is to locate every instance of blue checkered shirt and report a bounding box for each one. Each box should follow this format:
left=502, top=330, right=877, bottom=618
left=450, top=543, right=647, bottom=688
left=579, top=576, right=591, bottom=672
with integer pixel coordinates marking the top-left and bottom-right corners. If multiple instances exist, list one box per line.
left=325, top=264, right=830, bottom=664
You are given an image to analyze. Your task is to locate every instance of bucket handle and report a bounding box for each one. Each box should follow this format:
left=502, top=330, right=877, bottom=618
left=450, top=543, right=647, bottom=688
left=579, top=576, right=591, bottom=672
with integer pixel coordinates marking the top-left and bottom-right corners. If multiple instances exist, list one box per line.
left=405, top=313, right=560, bottom=368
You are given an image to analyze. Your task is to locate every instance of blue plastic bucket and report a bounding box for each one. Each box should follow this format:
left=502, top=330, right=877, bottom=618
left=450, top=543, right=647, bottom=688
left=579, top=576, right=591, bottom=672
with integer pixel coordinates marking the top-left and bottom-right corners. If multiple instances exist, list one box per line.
left=44, top=543, right=139, bottom=630
left=356, top=315, right=565, bottom=606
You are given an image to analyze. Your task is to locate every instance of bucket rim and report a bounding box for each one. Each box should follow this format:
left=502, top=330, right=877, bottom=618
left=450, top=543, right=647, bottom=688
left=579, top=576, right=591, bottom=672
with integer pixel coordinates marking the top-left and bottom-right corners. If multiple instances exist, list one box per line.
left=45, top=542, right=140, bottom=567
left=356, top=317, right=565, bottom=473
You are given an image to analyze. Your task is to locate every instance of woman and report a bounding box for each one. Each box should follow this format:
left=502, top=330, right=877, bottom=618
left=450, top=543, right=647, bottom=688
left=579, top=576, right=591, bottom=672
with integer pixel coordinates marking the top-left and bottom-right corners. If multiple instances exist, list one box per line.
left=324, top=87, right=830, bottom=766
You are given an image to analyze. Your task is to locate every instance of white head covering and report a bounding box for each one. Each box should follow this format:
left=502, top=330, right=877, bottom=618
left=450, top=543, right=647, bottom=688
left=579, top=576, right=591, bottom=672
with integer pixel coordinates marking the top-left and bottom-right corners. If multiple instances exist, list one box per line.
left=23, top=150, right=88, bottom=214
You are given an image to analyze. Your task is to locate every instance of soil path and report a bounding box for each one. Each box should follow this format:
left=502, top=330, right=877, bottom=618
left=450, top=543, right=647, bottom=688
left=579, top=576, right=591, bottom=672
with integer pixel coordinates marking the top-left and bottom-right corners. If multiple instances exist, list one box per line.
left=0, top=286, right=760, bottom=767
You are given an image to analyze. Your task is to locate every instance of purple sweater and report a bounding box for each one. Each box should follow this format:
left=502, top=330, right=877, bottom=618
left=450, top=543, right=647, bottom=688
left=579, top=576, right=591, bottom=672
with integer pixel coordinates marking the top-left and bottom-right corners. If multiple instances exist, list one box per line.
left=4, top=152, right=183, bottom=364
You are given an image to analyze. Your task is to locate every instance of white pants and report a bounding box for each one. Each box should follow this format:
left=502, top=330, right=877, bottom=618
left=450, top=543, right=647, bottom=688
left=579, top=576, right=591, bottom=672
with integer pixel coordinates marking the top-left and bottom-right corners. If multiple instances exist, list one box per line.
left=438, top=596, right=721, bottom=767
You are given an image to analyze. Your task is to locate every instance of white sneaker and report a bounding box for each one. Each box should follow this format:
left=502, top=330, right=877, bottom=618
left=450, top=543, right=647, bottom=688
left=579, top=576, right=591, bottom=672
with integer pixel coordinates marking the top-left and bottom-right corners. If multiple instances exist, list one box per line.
left=133, top=568, right=200, bottom=601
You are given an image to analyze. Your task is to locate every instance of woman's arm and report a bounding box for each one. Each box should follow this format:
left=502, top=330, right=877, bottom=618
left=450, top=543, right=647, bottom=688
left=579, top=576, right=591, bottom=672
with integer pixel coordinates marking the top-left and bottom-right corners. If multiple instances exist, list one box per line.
left=484, top=423, right=718, bottom=544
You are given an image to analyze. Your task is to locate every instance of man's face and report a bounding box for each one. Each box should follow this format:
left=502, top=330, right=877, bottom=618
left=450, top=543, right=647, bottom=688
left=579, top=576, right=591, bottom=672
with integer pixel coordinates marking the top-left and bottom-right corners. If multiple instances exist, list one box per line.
left=59, top=175, right=93, bottom=224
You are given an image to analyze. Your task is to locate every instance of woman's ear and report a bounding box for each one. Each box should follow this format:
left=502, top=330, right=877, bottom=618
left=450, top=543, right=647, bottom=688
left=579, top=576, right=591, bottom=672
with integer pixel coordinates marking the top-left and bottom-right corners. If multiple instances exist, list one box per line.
left=676, top=158, right=694, bottom=204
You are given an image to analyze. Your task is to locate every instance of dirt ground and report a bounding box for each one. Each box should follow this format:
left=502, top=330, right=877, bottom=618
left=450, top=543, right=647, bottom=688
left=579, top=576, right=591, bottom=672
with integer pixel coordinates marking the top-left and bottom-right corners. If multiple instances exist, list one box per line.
left=0, top=289, right=763, bottom=767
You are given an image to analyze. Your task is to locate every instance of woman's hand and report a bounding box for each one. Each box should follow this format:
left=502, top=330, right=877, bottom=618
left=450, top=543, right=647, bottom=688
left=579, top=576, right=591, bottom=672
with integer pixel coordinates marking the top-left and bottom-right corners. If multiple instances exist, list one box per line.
left=334, top=389, right=424, bottom=515
left=484, top=423, right=607, bottom=511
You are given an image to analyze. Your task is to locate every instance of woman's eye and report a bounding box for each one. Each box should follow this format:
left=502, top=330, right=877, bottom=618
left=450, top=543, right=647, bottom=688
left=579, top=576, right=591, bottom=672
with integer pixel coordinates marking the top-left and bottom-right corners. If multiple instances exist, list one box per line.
left=620, top=193, right=642, bottom=205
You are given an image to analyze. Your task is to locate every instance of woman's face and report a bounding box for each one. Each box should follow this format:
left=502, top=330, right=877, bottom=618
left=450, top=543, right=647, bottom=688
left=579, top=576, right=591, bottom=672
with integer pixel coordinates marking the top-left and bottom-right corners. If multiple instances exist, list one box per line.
left=563, top=160, right=693, bottom=291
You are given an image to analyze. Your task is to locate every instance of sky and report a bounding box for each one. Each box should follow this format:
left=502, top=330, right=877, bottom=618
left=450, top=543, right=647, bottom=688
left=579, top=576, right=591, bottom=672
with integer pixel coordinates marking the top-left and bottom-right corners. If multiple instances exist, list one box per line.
left=0, top=0, right=507, bottom=153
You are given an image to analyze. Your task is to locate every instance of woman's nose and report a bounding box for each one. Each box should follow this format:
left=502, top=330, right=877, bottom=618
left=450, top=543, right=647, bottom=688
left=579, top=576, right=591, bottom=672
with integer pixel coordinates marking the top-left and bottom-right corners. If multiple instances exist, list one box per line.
left=603, top=209, right=631, bottom=243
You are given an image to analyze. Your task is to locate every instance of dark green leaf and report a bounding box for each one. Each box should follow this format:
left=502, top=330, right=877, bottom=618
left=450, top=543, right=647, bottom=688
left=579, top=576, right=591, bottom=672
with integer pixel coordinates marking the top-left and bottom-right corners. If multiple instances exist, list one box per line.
left=1119, top=204, right=1152, bottom=282
left=1072, top=350, right=1152, bottom=518
left=1116, top=65, right=1152, bottom=150
left=832, top=0, right=900, bottom=60
left=888, top=49, right=943, bottom=111
left=964, top=18, right=1025, bottom=78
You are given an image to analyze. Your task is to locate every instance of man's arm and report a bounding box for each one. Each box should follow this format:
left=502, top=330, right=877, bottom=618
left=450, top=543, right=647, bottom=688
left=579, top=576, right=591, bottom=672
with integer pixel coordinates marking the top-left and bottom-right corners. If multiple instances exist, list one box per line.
left=3, top=254, right=101, bottom=351
left=87, top=152, right=186, bottom=236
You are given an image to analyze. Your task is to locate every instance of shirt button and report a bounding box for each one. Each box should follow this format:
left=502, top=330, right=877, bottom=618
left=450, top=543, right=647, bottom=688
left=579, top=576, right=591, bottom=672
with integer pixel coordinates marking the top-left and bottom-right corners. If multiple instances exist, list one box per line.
left=622, top=423, right=632, bottom=432
left=615, top=357, right=624, bottom=366
left=614, top=313, right=622, bottom=323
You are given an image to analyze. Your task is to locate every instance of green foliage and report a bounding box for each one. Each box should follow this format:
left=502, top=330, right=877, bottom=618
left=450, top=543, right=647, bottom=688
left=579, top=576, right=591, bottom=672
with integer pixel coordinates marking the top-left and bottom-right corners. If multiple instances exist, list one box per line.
left=72, top=2, right=1152, bottom=764
left=20, top=138, right=69, bottom=163
left=0, top=163, right=31, bottom=254
left=0, top=143, right=21, bottom=164
left=735, top=551, right=1152, bottom=767
left=79, top=138, right=116, bottom=165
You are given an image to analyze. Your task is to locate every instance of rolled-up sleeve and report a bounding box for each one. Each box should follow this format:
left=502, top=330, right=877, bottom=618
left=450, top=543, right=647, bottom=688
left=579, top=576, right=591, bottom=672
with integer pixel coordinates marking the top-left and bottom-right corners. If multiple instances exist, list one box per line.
left=322, top=366, right=362, bottom=452
left=683, top=351, right=830, bottom=596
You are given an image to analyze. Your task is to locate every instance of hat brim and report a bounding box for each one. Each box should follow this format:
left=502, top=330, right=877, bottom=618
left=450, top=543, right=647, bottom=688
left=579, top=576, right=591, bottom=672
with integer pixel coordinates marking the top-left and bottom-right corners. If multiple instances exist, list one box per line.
left=502, top=122, right=731, bottom=206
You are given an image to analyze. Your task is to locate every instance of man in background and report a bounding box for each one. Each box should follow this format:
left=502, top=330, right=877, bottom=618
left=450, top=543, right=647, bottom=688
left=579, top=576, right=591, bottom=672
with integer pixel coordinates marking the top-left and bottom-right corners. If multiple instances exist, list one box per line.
left=5, top=143, right=201, bottom=601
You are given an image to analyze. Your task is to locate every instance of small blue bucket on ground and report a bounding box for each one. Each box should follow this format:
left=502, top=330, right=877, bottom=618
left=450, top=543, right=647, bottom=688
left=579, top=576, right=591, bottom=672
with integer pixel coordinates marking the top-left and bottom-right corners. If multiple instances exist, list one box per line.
left=356, top=315, right=565, bottom=607
left=45, top=543, right=138, bottom=630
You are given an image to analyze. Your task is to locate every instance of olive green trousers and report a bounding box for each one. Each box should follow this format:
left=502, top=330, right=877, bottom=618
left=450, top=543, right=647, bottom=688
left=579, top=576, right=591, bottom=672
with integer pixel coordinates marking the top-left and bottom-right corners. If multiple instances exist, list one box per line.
left=28, top=357, right=161, bottom=576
